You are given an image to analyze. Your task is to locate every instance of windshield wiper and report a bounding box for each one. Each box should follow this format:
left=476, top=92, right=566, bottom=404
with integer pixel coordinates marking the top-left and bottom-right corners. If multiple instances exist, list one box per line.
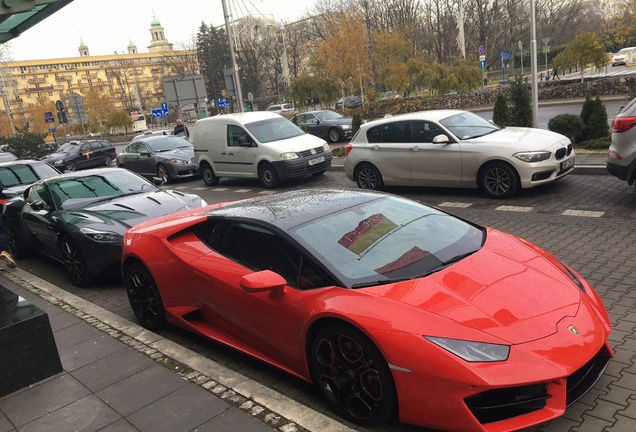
left=414, top=250, right=478, bottom=279
left=469, top=129, right=498, bottom=139
left=351, top=276, right=412, bottom=289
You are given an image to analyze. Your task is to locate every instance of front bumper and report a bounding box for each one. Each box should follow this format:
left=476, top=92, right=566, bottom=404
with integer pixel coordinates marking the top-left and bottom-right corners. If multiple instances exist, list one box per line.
left=271, top=151, right=333, bottom=181
left=167, top=163, right=198, bottom=180
left=518, top=153, right=575, bottom=189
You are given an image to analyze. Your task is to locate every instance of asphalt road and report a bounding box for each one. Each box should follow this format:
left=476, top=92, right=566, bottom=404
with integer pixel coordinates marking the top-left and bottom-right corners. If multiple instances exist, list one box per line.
left=13, top=169, right=636, bottom=432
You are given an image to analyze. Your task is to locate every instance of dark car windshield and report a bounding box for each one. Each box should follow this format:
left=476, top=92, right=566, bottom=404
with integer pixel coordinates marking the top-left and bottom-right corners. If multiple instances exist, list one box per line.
left=48, top=170, right=156, bottom=209
left=439, top=111, right=500, bottom=140
left=245, top=117, right=305, bottom=143
left=315, top=111, right=343, bottom=122
left=291, top=195, right=485, bottom=288
left=0, top=163, right=59, bottom=188
left=148, top=136, right=193, bottom=152
left=56, top=143, right=82, bottom=154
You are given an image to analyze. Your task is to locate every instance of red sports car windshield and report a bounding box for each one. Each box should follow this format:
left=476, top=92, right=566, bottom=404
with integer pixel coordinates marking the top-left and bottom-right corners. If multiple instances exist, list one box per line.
left=291, top=196, right=485, bottom=288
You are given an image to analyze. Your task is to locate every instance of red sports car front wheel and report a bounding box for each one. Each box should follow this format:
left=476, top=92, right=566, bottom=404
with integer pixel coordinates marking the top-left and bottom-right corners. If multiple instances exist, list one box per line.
left=124, top=262, right=166, bottom=331
left=309, top=324, right=397, bottom=426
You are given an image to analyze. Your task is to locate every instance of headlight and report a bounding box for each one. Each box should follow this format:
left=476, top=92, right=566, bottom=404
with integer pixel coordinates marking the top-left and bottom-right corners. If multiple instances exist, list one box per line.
left=323, top=143, right=330, bottom=152
left=341, top=124, right=352, bottom=130
left=513, top=151, right=552, bottom=163
left=280, top=152, right=299, bottom=160
left=53, top=160, right=65, bottom=165
left=167, top=158, right=189, bottom=165
left=425, top=337, right=510, bottom=362
left=80, top=227, right=123, bottom=243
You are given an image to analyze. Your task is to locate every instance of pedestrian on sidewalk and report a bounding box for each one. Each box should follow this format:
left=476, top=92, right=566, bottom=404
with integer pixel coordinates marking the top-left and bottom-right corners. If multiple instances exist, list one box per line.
left=0, top=182, right=16, bottom=269
left=552, top=67, right=559, bottom=80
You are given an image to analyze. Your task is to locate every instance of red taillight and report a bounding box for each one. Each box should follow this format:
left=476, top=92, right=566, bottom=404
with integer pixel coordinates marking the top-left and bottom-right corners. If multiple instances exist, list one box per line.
left=611, top=116, right=636, bottom=133
left=0, top=198, right=8, bottom=205
left=345, top=143, right=353, bottom=157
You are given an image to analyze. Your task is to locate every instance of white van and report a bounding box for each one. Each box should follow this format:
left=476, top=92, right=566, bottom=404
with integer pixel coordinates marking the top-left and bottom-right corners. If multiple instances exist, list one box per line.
left=612, top=47, right=636, bottom=66
left=193, top=112, right=332, bottom=188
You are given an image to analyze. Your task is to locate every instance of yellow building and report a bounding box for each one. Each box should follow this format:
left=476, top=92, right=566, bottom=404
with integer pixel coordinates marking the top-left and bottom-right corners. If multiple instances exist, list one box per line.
left=0, top=16, right=198, bottom=134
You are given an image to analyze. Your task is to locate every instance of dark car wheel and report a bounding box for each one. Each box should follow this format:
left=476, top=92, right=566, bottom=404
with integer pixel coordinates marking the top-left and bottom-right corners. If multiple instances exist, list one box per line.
left=328, top=128, right=341, bottom=143
left=478, top=161, right=519, bottom=199
left=309, top=324, right=397, bottom=426
left=355, top=164, right=384, bottom=190
left=5, top=219, right=30, bottom=259
left=104, top=154, right=113, bottom=166
left=124, top=262, right=166, bottom=331
left=258, top=162, right=280, bottom=189
left=157, top=164, right=170, bottom=184
left=201, top=162, right=219, bottom=186
left=60, top=237, right=92, bottom=288
left=66, top=161, right=77, bottom=171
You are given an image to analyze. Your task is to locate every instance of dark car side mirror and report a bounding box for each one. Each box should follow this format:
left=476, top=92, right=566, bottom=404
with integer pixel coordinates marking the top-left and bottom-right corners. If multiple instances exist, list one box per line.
left=30, top=199, right=51, bottom=211
left=140, top=149, right=150, bottom=156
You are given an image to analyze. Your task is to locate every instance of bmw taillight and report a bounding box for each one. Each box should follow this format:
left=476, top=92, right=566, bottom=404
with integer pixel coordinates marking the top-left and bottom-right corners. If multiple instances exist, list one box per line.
left=345, top=143, right=353, bottom=157
left=611, top=116, right=636, bottom=133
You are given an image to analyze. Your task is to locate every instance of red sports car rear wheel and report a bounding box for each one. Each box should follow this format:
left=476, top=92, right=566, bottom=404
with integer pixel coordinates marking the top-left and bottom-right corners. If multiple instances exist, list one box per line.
left=309, top=324, right=397, bottom=426
left=124, top=262, right=166, bottom=330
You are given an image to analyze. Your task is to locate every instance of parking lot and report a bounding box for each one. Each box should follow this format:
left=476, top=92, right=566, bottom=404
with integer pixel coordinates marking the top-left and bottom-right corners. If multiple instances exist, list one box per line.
left=6, top=167, right=636, bottom=432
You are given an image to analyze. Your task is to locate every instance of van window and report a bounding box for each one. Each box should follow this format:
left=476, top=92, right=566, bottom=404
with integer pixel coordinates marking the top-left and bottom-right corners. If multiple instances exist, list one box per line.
left=227, top=125, right=252, bottom=147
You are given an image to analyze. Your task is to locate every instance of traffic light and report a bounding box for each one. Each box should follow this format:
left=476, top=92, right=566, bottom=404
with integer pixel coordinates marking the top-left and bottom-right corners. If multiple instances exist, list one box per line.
left=55, top=100, right=68, bottom=124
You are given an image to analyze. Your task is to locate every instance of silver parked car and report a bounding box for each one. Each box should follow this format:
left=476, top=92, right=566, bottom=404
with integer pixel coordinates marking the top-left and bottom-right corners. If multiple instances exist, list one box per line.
left=344, top=110, right=575, bottom=198
left=607, top=97, right=636, bottom=187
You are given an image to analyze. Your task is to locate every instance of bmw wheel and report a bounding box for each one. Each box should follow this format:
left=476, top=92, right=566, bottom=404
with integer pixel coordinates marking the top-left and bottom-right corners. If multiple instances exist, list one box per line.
left=355, top=164, right=384, bottom=190
left=328, top=128, right=341, bottom=143
left=4, top=219, right=30, bottom=259
left=258, top=162, right=280, bottom=189
left=60, top=237, right=92, bottom=288
left=478, top=161, right=519, bottom=199
left=124, top=262, right=166, bottom=331
left=157, top=164, right=170, bottom=184
left=309, top=324, right=397, bottom=426
left=201, top=162, right=219, bottom=186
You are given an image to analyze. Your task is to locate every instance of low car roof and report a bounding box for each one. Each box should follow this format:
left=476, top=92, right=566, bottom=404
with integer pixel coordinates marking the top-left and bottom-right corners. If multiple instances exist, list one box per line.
left=0, top=158, right=42, bottom=167
left=205, top=188, right=385, bottom=230
left=360, top=109, right=468, bottom=128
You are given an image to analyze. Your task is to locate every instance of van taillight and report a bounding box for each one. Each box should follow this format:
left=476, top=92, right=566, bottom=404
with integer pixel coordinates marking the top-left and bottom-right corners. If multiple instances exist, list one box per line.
left=611, top=116, right=636, bottom=133
left=345, top=143, right=353, bottom=157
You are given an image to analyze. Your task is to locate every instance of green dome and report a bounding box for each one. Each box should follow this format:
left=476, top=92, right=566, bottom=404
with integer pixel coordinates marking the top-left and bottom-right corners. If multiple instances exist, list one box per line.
left=128, top=40, right=136, bottom=48
left=79, top=40, right=86, bottom=48
left=151, top=18, right=161, bottom=28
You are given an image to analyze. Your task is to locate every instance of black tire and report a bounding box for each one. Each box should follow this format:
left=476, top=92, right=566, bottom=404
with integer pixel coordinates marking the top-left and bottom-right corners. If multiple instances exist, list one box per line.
left=355, top=164, right=384, bottom=190
left=201, top=162, right=219, bottom=186
left=478, top=161, right=520, bottom=199
left=309, top=324, right=397, bottom=426
left=60, top=237, right=92, bottom=288
left=157, top=164, right=170, bottom=184
left=328, top=128, right=341, bottom=143
left=5, top=219, right=30, bottom=259
left=104, top=154, right=113, bottom=166
left=258, top=162, right=280, bottom=189
left=124, top=262, right=166, bottom=331
left=66, top=161, right=77, bottom=172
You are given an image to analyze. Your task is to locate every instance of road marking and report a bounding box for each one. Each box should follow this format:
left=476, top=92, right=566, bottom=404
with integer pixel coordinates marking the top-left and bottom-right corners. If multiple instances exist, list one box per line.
left=259, top=190, right=278, bottom=195
left=496, top=205, right=533, bottom=212
left=192, top=187, right=208, bottom=191
left=235, top=189, right=251, bottom=193
left=438, top=202, right=472, bottom=208
left=210, top=188, right=229, bottom=191
left=562, top=210, right=605, bottom=218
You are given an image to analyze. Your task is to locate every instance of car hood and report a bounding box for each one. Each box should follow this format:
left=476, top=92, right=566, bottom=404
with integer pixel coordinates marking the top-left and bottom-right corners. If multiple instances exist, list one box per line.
left=365, top=229, right=582, bottom=345
left=469, top=127, right=569, bottom=150
left=266, top=133, right=327, bottom=151
left=154, top=147, right=194, bottom=159
left=325, top=118, right=352, bottom=127
left=62, top=190, right=202, bottom=230
left=41, top=152, right=70, bottom=161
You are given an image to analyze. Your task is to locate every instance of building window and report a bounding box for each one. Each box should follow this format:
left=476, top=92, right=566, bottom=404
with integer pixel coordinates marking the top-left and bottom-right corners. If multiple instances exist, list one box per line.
left=48, top=92, right=53, bottom=97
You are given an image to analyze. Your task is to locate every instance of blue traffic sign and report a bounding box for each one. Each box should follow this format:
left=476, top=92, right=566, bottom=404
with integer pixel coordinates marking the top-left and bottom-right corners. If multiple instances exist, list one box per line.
left=480, top=60, right=486, bottom=69
left=152, top=108, right=169, bottom=117
left=217, top=98, right=229, bottom=108
left=44, top=111, right=53, bottom=117
left=45, top=117, right=55, bottom=123
left=49, top=127, right=56, bottom=132
left=161, top=102, right=167, bottom=110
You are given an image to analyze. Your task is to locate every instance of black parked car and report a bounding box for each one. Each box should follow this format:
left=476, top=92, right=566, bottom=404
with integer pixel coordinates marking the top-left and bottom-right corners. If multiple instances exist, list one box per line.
left=0, top=159, right=60, bottom=204
left=335, top=95, right=363, bottom=110
left=116, top=135, right=197, bottom=184
left=40, top=140, right=117, bottom=172
left=294, top=110, right=353, bottom=143
left=2, top=167, right=207, bottom=287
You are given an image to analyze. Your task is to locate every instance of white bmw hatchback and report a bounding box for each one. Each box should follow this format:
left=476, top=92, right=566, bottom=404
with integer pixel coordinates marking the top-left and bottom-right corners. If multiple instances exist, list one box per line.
left=344, top=110, right=575, bottom=198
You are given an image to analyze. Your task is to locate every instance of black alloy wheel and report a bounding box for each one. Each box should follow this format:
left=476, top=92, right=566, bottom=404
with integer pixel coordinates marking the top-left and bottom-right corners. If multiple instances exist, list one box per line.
left=157, top=164, right=170, bottom=184
left=4, top=219, right=30, bottom=259
left=309, top=324, right=397, bottom=426
left=124, top=262, right=166, bottom=331
left=60, top=237, right=92, bottom=287
left=355, top=164, right=384, bottom=190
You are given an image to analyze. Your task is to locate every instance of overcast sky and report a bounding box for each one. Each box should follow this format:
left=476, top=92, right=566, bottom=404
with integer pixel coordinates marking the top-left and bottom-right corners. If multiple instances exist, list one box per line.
left=6, top=0, right=318, bottom=61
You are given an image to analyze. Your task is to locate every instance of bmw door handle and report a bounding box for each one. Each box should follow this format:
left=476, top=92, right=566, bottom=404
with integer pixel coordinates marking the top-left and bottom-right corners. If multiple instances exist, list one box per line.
left=410, top=146, right=420, bottom=151
left=372, top=145, right=380, bottom=150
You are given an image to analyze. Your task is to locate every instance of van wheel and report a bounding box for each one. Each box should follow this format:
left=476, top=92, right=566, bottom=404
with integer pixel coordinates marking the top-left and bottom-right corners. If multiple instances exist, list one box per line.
left=259, top=162, right=280, bottom=188
left=201, top=162, right=219, bottom=186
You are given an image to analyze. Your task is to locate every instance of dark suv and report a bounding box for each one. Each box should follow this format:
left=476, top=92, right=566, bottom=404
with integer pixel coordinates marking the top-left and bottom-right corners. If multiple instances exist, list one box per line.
left=40, top=140, right=116, bottom=172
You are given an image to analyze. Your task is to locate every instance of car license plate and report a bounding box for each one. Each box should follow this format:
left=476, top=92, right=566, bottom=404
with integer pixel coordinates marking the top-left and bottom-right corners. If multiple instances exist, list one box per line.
left=561, top=158, right=574, bottom=171
left=308, top=156, right=325, bottom=166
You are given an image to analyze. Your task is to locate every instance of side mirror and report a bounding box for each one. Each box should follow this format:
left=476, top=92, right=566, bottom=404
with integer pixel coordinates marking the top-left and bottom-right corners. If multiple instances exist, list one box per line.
left=311, top=119, right=319, bottom=125
left=432, top=134, right=451, bottom=144
left=31, top=199, right=51, bottom=211
left=140, top=149, right=150, bottom=156
left=240, top=270, right=286, bottom=297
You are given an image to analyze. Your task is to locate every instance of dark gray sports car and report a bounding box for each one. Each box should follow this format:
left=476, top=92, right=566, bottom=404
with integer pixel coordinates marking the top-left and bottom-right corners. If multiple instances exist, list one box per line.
left=116, top=135, right=197, bottom=184
left=2, top=167, right=207, bottom=287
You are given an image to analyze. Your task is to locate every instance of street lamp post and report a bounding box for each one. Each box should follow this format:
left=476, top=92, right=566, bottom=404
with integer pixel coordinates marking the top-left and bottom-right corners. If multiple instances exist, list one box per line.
left=530, top=0, right=539, bottom=128
left=519, top=41, right=523, bottom=76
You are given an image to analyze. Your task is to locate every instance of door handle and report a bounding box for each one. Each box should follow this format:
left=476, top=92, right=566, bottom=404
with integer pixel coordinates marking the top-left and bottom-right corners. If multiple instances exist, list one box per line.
left=410, top=146, right=420, bottom=151
left=372, top=145, right=380, bottom=150
left=221, top=152, right=226, bottom=156
left=228, top=152, right=234, bottom=156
